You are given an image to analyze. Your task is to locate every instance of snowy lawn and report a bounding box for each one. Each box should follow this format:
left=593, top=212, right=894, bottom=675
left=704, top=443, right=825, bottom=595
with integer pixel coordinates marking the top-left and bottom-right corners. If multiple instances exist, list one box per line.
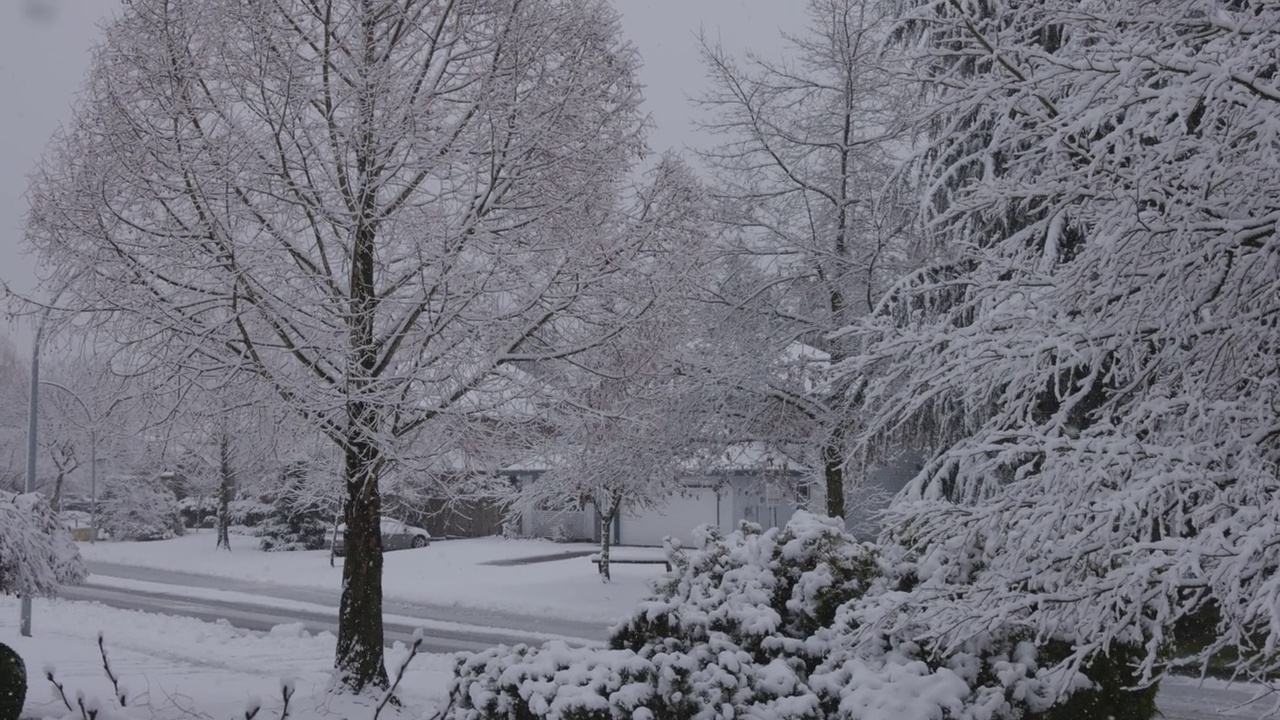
left=80, top=532, right=664, bottom=623
left=0, top=597, right=453, bottom=720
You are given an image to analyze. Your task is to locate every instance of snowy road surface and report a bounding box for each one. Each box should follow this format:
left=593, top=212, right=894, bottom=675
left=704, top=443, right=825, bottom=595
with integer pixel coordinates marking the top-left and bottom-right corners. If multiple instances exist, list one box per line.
left=61, top=581, right=577, bottom=655
left=85, top=559, right=612, bottom=641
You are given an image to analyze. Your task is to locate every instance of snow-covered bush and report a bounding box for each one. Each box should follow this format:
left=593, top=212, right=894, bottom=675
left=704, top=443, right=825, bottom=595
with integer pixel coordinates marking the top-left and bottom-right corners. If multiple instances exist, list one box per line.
left=0, top=491, right=87, bottom=596
left=98, top=480, right=185, bottom=542
left=0, top=641, right=25, bottom=720
left=442, top=513, right=1156, bottom=720
left=228, top=497, right=273, bottom=529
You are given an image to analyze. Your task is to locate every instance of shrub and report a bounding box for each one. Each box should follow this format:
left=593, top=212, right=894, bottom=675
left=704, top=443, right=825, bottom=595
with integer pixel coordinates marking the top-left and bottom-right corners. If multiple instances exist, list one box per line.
left=441, top=513, right=1158, bottom=720
left=98, top=480, right=185, bottom=542
left=0, top=641, right=25, bottom=720
left=0, top=491, right=87, bottom=596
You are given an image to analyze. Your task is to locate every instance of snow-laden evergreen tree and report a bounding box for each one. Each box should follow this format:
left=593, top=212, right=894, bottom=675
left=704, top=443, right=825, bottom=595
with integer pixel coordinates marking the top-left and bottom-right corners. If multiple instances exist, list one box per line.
left=24, top=0, right=654, bottom=692
left=834, top=0, right=1280, bottom=684
left=259, top=461, right=334, bottom=552
left=696, top=0, right=913, bottom=519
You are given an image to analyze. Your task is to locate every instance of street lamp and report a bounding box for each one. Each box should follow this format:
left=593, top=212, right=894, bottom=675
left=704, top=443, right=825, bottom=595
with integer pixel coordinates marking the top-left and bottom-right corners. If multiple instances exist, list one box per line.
left=39, top=381, right=98, bottom=544
left=20, top=308, right=49, bottom=637
left=20, top=284, right=75, bottom=637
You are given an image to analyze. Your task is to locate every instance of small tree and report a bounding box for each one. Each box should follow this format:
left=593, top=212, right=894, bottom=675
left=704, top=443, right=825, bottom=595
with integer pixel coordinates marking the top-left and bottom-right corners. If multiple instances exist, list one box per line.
left=519, top=158, right=711, bottom=581
left=696, top=0, right=912, bottom=519
left=259, top=461, right=336, bottom=552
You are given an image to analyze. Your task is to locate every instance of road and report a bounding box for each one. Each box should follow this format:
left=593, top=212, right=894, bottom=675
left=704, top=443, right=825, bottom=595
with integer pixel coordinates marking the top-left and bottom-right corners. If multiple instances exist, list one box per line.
left=72, top=561, right=609, bottom=654
left=71, top=563, right=1269, bottom=719
left=84, top=560, right=608, bottom=641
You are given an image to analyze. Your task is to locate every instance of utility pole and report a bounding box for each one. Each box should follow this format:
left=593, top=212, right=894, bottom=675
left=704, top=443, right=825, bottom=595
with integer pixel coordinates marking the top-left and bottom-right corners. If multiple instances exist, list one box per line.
left=20, top=316, right=45, bottom=637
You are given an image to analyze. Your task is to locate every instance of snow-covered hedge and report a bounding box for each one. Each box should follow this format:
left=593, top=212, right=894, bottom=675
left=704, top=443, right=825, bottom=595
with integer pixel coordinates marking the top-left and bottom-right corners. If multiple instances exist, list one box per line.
left=98, top=481, right=185, bottom=542
left=0, top=491, right=87, bottom=596
left=442, top=513, right=1156, bottom=720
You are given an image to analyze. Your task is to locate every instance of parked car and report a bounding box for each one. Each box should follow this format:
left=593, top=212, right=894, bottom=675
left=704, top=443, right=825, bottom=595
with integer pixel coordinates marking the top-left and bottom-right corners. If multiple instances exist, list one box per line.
left=332, top=517, right=431, bottom=556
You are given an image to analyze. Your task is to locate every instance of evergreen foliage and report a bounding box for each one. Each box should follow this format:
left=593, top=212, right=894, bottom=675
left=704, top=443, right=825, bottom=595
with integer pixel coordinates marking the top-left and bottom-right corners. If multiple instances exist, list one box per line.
left=0, top=642, right=25, bottom=720
left=258, top=464, right=331, bottom=552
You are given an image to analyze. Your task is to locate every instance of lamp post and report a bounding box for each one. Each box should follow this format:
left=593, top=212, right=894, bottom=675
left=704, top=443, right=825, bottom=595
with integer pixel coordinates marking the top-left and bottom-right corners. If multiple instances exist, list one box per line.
left=39, top=381, right=98, bottom=543
left=21, top=284, right=74, bottom=637
left=20, top=312, right=47, bottom=637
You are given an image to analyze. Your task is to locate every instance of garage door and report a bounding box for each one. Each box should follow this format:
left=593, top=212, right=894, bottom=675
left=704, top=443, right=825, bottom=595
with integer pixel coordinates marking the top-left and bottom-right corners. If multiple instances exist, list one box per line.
left=618, top=487, right=719, bottom=547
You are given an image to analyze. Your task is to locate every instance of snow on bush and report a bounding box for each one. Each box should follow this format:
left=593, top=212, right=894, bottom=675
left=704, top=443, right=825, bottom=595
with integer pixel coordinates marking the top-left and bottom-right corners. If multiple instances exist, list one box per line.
left=442, top=513, right=1156, bottom=720
left=0, top=491, right=87, bottom=596
left=228, top=498, right=273, bottom=528
left=98, top=480, right=185, bottom=542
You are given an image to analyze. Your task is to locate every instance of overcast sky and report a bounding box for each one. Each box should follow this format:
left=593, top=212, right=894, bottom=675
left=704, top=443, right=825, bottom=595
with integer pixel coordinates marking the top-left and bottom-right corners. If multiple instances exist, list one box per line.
left=0, top=0, right=800, bottom=343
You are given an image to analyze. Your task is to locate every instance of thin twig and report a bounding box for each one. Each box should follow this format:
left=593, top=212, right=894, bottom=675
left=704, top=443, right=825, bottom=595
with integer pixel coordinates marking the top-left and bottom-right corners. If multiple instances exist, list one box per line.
left=374, top=632, right=425, bottom=720
left=44, top=666, right=75, bottom=712
left=97, top=632, right=127, bottom=706
left=279, top=680, right=295, bottom=720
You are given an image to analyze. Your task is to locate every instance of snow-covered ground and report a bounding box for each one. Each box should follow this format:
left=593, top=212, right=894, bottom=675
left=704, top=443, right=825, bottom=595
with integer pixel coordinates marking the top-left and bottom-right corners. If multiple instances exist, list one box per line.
left=79, top=531, right=663, bottom=623
left=15, top=533, right=1270, bottom=720
left=1, top=596, right=453, bottom=720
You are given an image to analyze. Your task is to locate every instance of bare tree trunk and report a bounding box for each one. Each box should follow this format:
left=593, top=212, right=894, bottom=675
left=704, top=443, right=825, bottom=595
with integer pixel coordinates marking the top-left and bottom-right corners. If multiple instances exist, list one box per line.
left=823, top=423, right=847, bottom=520
left=216, top=431, right=233, bottom=551
left=598, top=496, right=621, bottom=582
left=48, top=443, right=76, bottom=512
left=49, top=470, right=65, bottom=513
left=336, top=429, right=387, bottom=691
left=335, top=194, right=389, bottom=690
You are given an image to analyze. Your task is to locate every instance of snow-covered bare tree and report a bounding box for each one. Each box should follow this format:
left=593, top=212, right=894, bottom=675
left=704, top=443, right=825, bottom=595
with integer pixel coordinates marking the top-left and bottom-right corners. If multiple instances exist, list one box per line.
left=697, top=0, right=911, bottom=519
left=836, top=0, right=1280, bottom=688
left=24, top=0, right=649, bottom=691
left=166, top=385, right=295, bottom=550
left=520, top=157, right=711, bottom=581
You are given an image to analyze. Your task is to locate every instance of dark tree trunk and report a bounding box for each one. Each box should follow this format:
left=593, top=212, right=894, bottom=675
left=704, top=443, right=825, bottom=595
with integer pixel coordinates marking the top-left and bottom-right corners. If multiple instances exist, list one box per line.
left=597, top=496, right=621, bottom=582
left=823, top=423, right=846, bottom=520
left=216, top=432, right=233, bottom=551
left=48, top=444, right=76, bottom=512
left=335, top=432, right=387, bottom=691
left=335, top=9, right=392, bottom=690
